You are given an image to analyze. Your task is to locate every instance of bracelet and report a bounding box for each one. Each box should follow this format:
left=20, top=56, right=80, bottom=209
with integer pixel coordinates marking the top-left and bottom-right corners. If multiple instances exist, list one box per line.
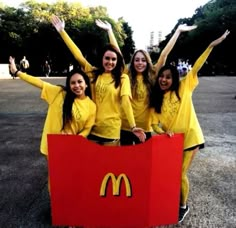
left=14, top=70, right=19, bottom=77
left=131, top=126, right=136, bottom=131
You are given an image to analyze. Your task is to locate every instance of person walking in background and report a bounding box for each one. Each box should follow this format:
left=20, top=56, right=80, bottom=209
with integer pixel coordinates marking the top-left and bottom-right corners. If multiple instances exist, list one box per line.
left=150, top=30, right=230, bottom=223
left=20, top=55, right=30, bottom=73
left=51, top=14, right=146, bottom=146
left=96, top=19, right=197, bottom=145
left=9, top=56, right=16, bottom=79
left=43, top=60, right=51, bottom=77
left=69, top=63, right=74, bottom=72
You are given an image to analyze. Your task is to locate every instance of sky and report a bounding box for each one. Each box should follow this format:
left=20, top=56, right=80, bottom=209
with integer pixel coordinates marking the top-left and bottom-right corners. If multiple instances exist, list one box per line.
left=3, top=0, right=210, bottom=49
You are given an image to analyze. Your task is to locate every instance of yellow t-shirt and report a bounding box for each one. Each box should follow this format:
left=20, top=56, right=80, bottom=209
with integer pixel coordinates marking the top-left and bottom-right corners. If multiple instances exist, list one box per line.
left=82, top=61, right=132, bottom=138
left=151, top=79, right=204, bottom=150
left=40, top=82, right=96, bottom=155
left=16, top=72, right=96, bottom=155
left=89, top=72, right=131, bottom=139
left=121, top=74, right=152, bottom=131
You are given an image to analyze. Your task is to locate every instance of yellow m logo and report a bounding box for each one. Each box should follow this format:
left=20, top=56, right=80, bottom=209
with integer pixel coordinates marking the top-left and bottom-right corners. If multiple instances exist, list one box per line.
left=100, top=172, right=132, bottom=197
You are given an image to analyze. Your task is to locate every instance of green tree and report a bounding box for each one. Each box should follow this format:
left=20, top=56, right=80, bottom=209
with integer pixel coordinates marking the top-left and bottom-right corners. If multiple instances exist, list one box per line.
left=120, top=20, right=135, bottom=64
left=154, top=0, right=235, bottom=75
left=0, top=1, right=134, bottom=75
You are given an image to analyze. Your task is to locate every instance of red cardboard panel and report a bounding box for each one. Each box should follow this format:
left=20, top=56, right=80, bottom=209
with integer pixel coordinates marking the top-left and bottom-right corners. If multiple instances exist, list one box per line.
left=47, top=134, right=183, bottom=228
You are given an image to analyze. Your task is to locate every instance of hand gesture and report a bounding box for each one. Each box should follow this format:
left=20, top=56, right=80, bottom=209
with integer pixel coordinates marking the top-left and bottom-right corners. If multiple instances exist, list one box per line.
left=210, top=29, right=230, bottom=47
left=51, top=15, right=65, bottom=32
left=132, top=127, right=146, bottom=143
left=165, top=130, right=174, bottom=137
left=177, top=23, right=197, bottom=32
left=95, top=19, right=112, bottom=31
left=9, top=56, right=18, bottom=75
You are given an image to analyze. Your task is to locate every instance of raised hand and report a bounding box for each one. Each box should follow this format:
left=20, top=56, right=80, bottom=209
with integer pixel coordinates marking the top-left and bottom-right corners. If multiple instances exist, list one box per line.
left=51, top=15, right=65, bottom=32
left=210, top=29, right=230, bottom=47
left=95, top=19, right=112, bottom=31
left=177, top=23, right=197, bottom=32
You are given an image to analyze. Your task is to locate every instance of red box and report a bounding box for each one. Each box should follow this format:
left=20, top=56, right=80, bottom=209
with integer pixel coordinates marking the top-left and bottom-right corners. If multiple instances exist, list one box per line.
left=48, top=134, right=183, bottom=227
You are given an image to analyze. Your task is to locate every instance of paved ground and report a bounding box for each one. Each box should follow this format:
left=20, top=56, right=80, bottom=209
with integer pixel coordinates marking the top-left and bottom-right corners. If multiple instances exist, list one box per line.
left=0, top=76, right=235, bottom=228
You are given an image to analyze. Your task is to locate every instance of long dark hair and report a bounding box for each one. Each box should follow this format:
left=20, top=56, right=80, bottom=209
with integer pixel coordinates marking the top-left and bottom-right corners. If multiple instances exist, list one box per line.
left=150, top=64, right=180, bottom=113
left=92, top=44, right=125, bottom=88
left=129, top=49, right=154, bottom=103
left=62, top=68, right=91, bottom=130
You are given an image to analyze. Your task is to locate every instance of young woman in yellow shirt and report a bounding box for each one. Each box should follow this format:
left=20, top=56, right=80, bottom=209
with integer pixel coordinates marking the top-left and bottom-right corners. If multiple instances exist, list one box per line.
left=150, top=30, right=230, bottom=223
left=9, top=56, right=97, bottom=156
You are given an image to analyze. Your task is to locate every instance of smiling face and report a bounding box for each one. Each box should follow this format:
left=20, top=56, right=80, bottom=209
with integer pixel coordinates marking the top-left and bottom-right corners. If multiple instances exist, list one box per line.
left=70, top=73, right=87, bottom=99
left=102, top=50, right=118, bottom=73
left=158, top=69, right=173, bottom=92
left=133, top=51, right=147, bottom=73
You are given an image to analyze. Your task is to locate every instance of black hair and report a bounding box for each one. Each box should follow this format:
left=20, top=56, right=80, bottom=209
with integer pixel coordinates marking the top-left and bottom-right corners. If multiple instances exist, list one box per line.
left=150, top=64, right=180, bottom=113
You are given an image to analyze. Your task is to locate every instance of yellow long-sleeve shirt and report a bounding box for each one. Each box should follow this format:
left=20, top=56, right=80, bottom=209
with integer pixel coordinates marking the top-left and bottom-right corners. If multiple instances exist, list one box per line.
left=152, top=46, right=213, bottom=150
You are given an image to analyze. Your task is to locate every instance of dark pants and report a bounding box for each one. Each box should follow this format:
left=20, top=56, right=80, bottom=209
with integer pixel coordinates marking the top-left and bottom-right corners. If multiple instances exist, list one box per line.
left=87, top=134, right=120, bottom=146
left=120, top=130, right=152, bottom=146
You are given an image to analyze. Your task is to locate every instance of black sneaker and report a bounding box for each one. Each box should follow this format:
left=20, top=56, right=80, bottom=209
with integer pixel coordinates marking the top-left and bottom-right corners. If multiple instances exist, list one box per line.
left=178, top=205, right=189, bottom=223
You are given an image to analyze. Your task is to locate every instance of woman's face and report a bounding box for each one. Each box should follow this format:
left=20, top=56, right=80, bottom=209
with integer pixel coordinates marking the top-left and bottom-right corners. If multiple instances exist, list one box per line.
left=133, top=51, right=147, bottom=73
left=102, top=50, right=117, bottom=73
left=70, top=73, right=87, bottom=98
left=158, top=69, right=173, bottom=92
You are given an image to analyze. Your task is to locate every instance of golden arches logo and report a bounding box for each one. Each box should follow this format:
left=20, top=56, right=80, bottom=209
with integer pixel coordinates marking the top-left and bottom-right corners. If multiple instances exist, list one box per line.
left=100, top=172, right=132, bottom=197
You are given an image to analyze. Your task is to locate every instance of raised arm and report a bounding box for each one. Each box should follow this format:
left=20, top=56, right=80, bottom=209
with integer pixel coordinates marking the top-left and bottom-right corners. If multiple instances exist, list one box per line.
left=191, top=29, right=230, bottom=76
left=9, top=56, right=43, bottom=88
left=96, top=19, right=129, bottom=73
left=153, top=24, right=197, bottom=77
left=51, top=15, right=89, bottom=69
left=95, top=19, right=121, bottom=53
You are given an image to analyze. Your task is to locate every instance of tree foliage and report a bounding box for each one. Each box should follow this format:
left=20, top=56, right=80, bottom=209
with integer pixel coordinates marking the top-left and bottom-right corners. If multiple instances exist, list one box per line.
left=119, top=19, right=135, bottom=64
left=157, top=0, right=236, bottom=75
left=0, top=0, right=235, bottom=75
left=0, top=0, right=130, bottom=75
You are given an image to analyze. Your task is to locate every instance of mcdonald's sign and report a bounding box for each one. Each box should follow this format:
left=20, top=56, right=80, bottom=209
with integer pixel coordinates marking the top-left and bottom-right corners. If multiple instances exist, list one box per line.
left=48, top=134, right=184, bottom=227
left=100, top=172, right=131, bottom=197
